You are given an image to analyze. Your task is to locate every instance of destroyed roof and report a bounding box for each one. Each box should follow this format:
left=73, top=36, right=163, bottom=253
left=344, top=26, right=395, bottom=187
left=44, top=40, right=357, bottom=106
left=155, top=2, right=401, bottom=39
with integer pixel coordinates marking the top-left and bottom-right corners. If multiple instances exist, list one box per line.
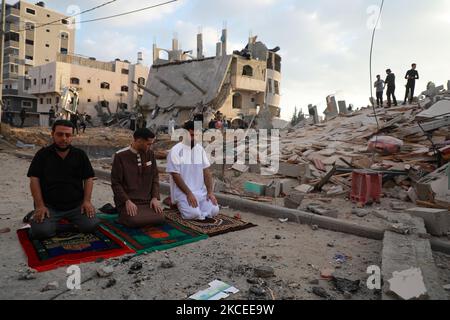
left=140, top=56, right=233, bottom=111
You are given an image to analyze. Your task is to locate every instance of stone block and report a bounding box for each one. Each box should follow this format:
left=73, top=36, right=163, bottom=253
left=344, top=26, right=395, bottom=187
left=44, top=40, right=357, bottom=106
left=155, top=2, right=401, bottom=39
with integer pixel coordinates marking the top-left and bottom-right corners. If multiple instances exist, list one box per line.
left=244, top=181, right=266, bottom=196
left=278, top=162, right=310, bottom=180
left=406, top=207, right=450, bottom=236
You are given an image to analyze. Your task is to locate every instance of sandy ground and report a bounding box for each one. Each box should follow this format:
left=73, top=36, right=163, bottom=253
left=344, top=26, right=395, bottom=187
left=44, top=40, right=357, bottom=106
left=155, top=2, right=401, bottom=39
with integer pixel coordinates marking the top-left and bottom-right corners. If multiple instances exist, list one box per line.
left=0, top=150, right=388, bottom=301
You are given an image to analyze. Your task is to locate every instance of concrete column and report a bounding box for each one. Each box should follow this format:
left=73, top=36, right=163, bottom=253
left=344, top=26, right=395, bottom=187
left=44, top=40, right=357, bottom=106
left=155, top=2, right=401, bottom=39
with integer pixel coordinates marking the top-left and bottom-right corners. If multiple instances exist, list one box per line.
left=221, top=29, right=227, bottom=56
left=325, top=95, right=339, bottom=121
left=197, top=33, right=204, bottom=59
left=216, top=42, right=222, bottom=58
left=308, top=104, right=319, bottom=124
left=338, top=100, right=348, bottom=115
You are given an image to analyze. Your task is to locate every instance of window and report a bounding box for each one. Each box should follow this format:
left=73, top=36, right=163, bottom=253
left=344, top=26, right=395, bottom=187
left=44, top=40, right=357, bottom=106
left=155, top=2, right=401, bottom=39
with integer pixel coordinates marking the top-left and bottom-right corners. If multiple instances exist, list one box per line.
left=47, top=14, right=50, bottom=18
left=60, top=48, right=68, bottom=54
left=56, top=97, right=60, bottom=104
left=40, top=98, right=43, bottom=104
left=26, top=39, right=34, bottom=46
left=138, top=77, right=146, bottom=86
left=242, top=65, right=253, bottom=77
left=61, top=19, right=69, bottom=25
left=87, top=99, right=91, bottom=103
left=267, top=79, right=273, bottom=93
left=100, top=82, right=110, bottom=90
left=232, top=93, right=242, bottom=109
left=47, top=98, right=52, bottom=104
left=10, top=64, right=18, bottom=73
left=41, top=78, right=47, bottom=85
left=22, top=101, right=32, bottom=108
left=26, top=8, right=36, bottom=15
left=274, top=81, right=280, bottom=95
left=121, top=69, right=129, bottom=75
left=61, top=32, right=69, bottom=40
left=33, top=79, right=37, bottom=86
left=121, top=86, right=129, bottom=92
left=25, top=55, right=33, bottom=60
left=46, top=29, right=50, bottom=33
left=87, top=79, right=91, bottom=84
left=49, top=75, right=53, bottom=82
left=70, top=77, right=80, bottom=85
left=45, top=44, right=50, bottom=48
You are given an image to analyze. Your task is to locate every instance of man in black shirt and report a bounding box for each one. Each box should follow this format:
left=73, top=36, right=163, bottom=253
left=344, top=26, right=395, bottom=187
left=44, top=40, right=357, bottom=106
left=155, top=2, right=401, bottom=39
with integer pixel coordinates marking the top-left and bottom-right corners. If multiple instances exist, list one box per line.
left=385, top=69, right=398, bottom=108
left=403, top=63, right=419, bottom=105
left=27, top=120, right=99, bottom=240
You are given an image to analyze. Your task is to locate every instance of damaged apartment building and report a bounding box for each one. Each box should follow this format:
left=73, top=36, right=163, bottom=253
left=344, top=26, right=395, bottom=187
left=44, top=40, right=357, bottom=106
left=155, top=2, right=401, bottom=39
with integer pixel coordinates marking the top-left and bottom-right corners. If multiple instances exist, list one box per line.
left=140, top=28, right=282, bottom=131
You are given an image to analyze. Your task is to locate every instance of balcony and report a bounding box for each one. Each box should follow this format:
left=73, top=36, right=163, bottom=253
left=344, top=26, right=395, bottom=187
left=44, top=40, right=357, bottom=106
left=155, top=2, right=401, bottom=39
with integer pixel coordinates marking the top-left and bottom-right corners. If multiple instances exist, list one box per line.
left=3, top=73, right=19, bottom=80
left=231, top=75, right=266, bottom=93
left=4, top=55, right=20, bottom=64
left=3, top=89, right=19, bottom=96
left=6, top=23, right=19, bottom=33
left=5, top=40, right=20, bottom=48
left=6, top=7, right=20, bottom=17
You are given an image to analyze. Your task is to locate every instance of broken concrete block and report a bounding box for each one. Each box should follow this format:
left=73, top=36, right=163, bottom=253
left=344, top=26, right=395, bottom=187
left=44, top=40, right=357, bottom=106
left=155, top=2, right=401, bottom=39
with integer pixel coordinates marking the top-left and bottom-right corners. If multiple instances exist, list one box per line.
left=214, top=180, right=227, bottom=193
left=307, top=204, right=338, bottom=218
left=407, top=187, right=418, bottom=204
left=417, top=100, right=450, bottom=119
left=387, top=268, right=428, bottom=300
left=244, top=181, right=266, bottom=196
left=416, top=164, right=450, bottom=206
left=284, top=197, right=302, bottom=210
left=338, top=101, right=348, bottom=115
left=280, top=178, right=300, bottom=194
left=418, top=97, right=433, bottom=109
left=232, top=163, right=249, bottom=173
left=97, top=266, right=114, bottom=278
left=295, top=184, right=314, bottom=194
left=406, top=207, right=450, bottom=236
left=265, top=180, right=281, bottom=198
left=327, top=185, right=344, bottom=196
left=278, top=162, right=311, bottom=180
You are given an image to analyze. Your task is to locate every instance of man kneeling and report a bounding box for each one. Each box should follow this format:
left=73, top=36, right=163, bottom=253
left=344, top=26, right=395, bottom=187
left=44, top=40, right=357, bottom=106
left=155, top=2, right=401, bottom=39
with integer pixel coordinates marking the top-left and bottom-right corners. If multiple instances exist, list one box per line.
left=167, top=121, right=220, bottom=220
left=111, top=128, right=164, bottom=228
left=28, top=120, right=99, bottom=240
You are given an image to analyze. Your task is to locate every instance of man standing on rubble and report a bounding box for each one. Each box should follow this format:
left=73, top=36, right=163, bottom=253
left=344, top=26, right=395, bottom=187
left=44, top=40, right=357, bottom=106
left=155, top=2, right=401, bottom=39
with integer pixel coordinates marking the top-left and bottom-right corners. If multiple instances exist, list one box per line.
left=374, top=75, right=385, bottom=108
left=27, top=120, right=99, bottom=240
left=166, top=121, right=220, bottom=221
left=403, top=63, right=419, bottom=105
left=385, top=69, right=398, bottom=108
left=111, top=128, right=164, bottom=228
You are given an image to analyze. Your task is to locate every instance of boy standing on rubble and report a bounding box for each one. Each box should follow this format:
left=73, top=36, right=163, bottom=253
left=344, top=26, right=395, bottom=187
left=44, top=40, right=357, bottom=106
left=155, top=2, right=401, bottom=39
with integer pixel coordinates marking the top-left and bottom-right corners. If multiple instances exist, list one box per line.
left=374, top=75, right=385, bottom=107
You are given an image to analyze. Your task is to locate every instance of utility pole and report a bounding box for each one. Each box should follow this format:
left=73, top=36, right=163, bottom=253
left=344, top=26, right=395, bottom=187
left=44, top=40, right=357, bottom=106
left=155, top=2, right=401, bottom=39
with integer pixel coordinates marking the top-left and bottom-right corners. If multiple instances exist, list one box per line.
left=0, top=0, right=6, bottom=130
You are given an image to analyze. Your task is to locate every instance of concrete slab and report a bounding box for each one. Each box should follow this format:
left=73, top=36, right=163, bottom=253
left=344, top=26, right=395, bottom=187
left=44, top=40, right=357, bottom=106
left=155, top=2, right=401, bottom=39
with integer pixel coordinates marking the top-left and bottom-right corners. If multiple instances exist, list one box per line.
left=416, top=100, right=450, bottom=119
left=278, top=162, right=310, bottom=180
left=381, top=212, right=448, bottom=300
left=406, top=207, right=450, bottom=236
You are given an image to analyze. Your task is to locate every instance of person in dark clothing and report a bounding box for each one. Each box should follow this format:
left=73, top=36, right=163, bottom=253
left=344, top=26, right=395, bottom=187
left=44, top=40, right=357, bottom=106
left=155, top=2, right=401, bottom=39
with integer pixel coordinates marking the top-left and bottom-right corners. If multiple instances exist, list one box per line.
left=70, top=112, right=79, bottom=135
left=27, top=120, right=99, bottom=240
left=20, top=108, right=27, bottom=128
left=79, top=113, right=87, bottom=134
left=403, top=63, right=419, bottom=105
left=385, top=69, right=398, bottom=108
left=48, top=106, right=56, bottom=127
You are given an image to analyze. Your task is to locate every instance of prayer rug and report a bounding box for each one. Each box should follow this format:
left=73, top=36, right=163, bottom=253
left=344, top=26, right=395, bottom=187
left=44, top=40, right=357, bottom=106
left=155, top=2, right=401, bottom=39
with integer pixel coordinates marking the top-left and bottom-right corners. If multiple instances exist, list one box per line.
left=164, top=210, right=257, bottom=237
left=17, top=227, right=133, bottom=272
left=98, top=214, right=208, bottom=255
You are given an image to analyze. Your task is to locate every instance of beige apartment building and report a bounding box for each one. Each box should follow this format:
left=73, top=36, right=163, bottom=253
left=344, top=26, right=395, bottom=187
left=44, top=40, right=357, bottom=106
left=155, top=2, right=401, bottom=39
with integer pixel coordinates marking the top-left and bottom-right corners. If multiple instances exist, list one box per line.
left=27, top=52, right=149, bottom=126
left=2, top=1, right=75, bottom=116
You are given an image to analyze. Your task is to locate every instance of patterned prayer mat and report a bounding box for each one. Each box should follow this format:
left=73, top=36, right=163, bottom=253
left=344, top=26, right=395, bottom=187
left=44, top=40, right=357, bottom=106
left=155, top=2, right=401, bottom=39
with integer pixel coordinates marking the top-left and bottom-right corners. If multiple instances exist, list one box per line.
left=164, top=210, right=257, bottom=237
left=98, top=214, right=208, bottom=255
left=17, top=227, right=133, bottom=272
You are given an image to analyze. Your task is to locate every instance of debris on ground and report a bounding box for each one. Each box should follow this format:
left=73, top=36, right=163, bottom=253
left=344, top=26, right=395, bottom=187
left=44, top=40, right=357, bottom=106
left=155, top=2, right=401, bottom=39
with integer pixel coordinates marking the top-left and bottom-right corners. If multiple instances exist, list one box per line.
left=189, top=280, right=239, bottom=300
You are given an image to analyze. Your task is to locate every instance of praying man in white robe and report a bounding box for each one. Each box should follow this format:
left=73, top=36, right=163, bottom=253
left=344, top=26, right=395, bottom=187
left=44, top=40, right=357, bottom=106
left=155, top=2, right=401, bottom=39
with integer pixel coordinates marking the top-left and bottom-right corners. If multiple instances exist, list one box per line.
left=166, top=121, right=220, bottom=220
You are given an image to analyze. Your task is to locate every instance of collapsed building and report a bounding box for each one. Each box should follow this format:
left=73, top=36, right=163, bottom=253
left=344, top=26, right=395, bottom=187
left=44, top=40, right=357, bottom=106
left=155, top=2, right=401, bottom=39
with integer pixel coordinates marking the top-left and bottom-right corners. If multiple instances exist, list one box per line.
left=139, top=29, right=282, bottom=131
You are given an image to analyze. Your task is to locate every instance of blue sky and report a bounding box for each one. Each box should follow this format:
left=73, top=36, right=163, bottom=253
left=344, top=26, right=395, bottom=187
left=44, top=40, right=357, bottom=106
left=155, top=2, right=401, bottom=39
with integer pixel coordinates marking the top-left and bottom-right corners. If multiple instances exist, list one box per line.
left=12, top=0, right=450, bottom=120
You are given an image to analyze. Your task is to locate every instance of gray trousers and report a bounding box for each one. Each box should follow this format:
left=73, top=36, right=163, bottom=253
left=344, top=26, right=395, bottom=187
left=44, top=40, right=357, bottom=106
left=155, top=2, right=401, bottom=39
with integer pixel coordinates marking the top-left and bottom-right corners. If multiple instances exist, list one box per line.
left=30, top=206, right=100, bottom=240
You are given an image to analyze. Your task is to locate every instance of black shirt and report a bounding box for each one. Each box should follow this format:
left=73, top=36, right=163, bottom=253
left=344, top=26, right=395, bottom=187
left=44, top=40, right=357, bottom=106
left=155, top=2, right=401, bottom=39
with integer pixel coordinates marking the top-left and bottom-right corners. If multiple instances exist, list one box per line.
left=27, top=144, right=95, bottom=211
left=385, top=73, right=396, bottom=88
left=405, top=69, right=419, bottom=83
